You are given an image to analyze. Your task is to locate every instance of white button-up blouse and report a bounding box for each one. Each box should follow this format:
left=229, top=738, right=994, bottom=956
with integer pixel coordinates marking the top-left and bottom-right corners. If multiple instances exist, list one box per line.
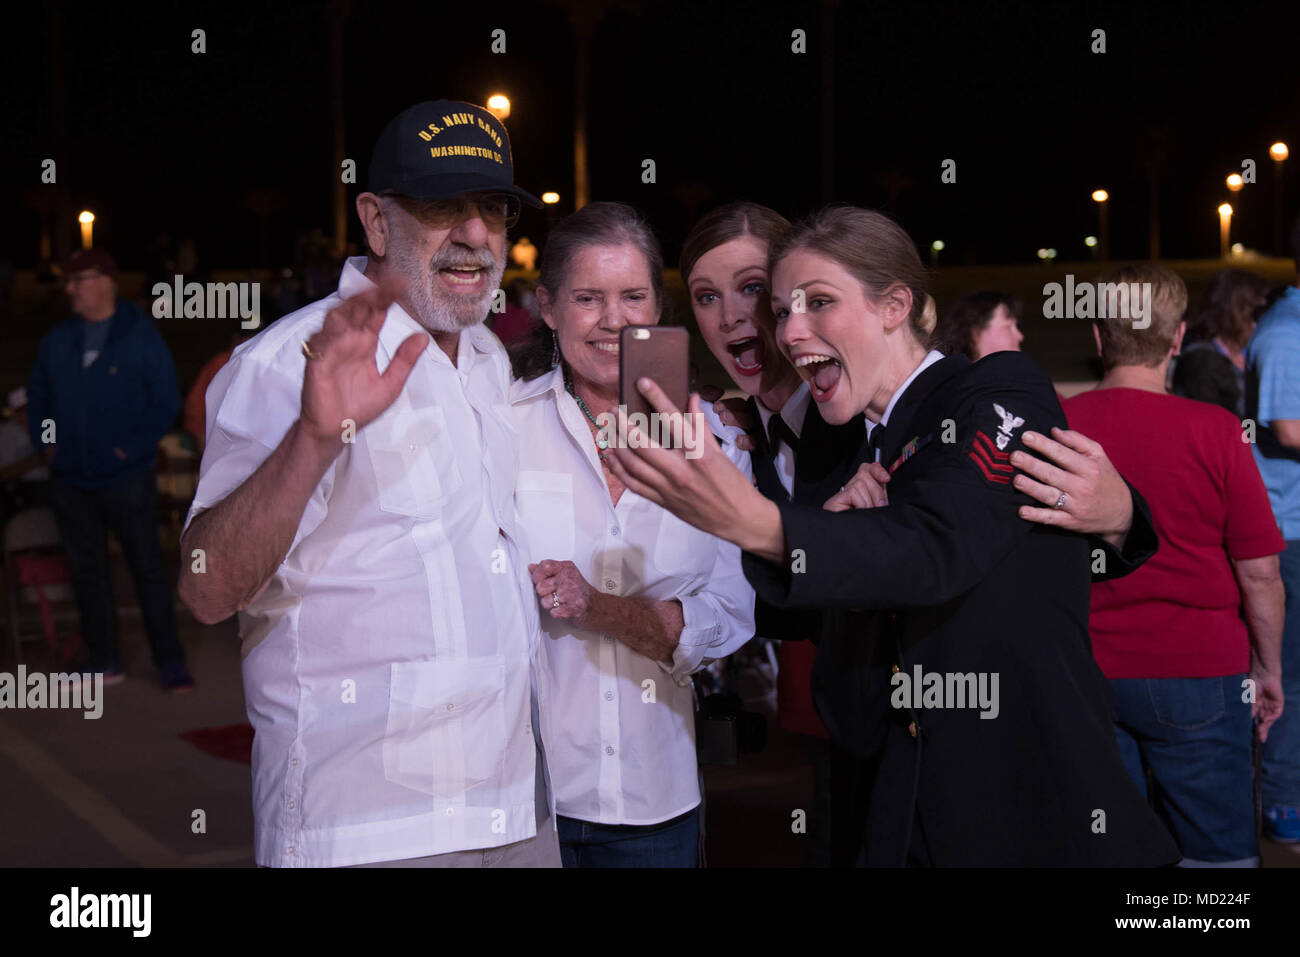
left=510, top=366, right=756, bottom=826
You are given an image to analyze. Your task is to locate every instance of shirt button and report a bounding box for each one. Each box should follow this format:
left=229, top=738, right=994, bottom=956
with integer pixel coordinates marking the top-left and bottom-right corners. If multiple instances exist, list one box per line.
left=288, top=801, right=295, bottom=809
left=446, top=703, right=456, bottom=711
left=605, top=745, right=615, bottom=756
left=610, top=526, right=620, bottom=537
left=604, top=579, right=616, bottom=591
left=604, top=635, right=614, bottom=643
left=604, top=691, right=614, bottom=701
left=291, top=758, right=299, bottom=767
left=286, top=846, right=294, bottom=855
left=908, top=722, right=917, bottom=738
left=446, top=808, right=455, bottom=816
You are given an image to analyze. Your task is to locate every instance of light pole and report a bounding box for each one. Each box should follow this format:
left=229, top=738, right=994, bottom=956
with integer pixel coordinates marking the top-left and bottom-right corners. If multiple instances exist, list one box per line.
left=78, top=210, right=94, bottom=250
left=1092, top=190, right=1109, bottom=261
left=541, top=191, right=560, bottom=231
left=1218, top=203, right=1233, bottom=259
left=1226, top=174, right=1247, bottom=250
left=1271, top=142, right=1289, bottom=256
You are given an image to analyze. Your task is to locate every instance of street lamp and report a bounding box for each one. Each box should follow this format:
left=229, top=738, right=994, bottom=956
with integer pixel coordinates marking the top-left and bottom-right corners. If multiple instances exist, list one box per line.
left=1218, top=203, right=1233, bottom=259
left=1226, top=173, right=1244, bottom=192
left=1092, top=189, right=1109, bottom=261
left=78, top=210, right=95, bottom=250
left=1271, top=142, right=1289, bottom=255
left=486, top=94, right=511, bottom=121
left=930, top=239, right=944, bottom=265
left=540, top=190, right=560, bottom=229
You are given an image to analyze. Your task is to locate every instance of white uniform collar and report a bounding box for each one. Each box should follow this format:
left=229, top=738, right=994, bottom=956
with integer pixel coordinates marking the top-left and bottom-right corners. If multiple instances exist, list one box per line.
left=880, top=350, right=945, bottom=428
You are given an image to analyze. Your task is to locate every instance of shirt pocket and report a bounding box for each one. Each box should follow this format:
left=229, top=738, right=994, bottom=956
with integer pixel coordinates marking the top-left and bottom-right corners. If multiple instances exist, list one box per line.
left=365, top=404, right=462, bottom=517
left=654, top=508, right=714, bottom=579
left=383, top=656, right=507, bottom=797
left=516, top=470, right=576, bottom=562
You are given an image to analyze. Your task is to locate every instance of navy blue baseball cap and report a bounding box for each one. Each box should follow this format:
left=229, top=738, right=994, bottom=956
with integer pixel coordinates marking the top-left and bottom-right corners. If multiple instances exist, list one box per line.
left=368, top=100, right=542, bottom=207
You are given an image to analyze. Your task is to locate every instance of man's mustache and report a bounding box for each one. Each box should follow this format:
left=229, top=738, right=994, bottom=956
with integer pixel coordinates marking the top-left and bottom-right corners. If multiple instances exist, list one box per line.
left=429, top=249, right=498, bottom=271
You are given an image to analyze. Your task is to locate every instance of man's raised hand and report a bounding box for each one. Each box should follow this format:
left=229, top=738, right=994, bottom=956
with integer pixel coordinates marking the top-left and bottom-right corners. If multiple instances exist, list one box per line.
left=299, top=274, right=429, bottom=448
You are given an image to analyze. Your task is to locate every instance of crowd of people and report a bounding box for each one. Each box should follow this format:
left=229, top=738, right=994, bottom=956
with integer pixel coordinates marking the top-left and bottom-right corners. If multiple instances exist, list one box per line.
left=8, top=97, right=1298, bottom=867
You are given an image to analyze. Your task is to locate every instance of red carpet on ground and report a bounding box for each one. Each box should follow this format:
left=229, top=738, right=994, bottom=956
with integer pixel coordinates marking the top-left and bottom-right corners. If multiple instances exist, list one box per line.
left=179, top=724, right=253, bottom=764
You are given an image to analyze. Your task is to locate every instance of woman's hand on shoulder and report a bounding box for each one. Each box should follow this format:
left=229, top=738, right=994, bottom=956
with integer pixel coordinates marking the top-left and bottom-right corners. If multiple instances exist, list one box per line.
left=1009, top=427, right=1132, bottom=545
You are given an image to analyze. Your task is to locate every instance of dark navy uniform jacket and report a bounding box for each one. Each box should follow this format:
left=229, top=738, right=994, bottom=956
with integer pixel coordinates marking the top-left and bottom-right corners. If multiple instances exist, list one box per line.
left=745, top=395, right=870, bottom=643
left=743, top=352, right=1179, bottom=867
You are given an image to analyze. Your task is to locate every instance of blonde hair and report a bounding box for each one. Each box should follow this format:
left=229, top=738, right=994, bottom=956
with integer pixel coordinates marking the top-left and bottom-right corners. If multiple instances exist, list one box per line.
left=1095, top=263, right=1187, bottom=370
left=918, top=294, right=937, bottom=335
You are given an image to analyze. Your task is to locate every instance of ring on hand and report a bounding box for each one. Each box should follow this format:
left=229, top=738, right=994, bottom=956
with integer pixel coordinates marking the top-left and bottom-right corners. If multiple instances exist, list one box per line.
left=551, top=592, right=560, bottom=609
left=1054, top=491, right=1068, bottom=510
left=301, top=340, right=324, bottom=361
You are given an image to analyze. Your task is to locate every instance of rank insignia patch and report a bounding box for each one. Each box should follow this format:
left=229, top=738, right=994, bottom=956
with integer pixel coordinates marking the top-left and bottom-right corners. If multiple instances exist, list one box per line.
left=992, top=402, right=1025, bottom=451
left=969, top=429, right=1014, bottom=484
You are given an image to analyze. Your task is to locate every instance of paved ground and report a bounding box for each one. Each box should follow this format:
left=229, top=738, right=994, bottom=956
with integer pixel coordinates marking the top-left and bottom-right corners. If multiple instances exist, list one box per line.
left=1, top=552, right=1297, bottom=868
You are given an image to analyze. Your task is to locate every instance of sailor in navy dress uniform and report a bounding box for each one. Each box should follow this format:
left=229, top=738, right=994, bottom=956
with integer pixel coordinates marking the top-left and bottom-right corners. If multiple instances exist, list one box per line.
left=742, top=350, right=1180, bottom=867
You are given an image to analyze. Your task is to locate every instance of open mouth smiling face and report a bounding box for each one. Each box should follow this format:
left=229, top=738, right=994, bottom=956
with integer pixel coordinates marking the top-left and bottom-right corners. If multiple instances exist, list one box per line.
left=688, top=235, right=778, bottom=395
left=770, top=248, right=893, bottom=426
left=544, top=242, right=658, bottom=393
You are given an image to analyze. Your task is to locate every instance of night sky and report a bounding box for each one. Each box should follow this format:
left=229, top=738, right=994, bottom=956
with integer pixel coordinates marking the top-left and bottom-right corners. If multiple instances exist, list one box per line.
left=4, top=0, right=1298, bottom=270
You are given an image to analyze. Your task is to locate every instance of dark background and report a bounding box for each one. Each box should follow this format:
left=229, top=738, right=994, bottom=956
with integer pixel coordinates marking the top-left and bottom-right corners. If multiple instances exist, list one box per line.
left=4, top=0, right=1298, bottom=270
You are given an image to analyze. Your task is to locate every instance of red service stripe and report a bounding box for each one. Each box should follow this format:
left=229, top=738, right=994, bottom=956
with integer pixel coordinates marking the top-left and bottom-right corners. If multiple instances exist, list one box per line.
left=971, top=439, right=1014, bottom=474
left=969, top=451, right=1012, bottom=484
left=974, top=430, right=1010, bottom=461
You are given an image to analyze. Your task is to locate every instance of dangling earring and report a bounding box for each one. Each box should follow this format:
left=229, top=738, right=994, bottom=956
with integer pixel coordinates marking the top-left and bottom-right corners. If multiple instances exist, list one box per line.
left=551, top=329, right=560, bottom=367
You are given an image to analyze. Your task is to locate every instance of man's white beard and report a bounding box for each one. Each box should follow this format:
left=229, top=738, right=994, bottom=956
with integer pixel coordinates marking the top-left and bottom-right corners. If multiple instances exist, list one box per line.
left=390, top=241, right=505, bottom=334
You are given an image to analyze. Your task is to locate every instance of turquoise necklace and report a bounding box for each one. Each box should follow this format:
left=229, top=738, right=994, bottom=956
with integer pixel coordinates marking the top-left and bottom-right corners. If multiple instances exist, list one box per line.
left=564, top=368, right=610, bottom=456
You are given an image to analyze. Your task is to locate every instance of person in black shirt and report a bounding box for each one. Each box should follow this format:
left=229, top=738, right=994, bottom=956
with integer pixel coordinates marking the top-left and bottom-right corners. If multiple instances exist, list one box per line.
left=612, top=206, right=1177, bottom=866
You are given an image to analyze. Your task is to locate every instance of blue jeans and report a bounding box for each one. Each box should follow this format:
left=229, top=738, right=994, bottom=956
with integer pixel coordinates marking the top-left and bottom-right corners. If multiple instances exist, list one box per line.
left=557, top=807, right=699, bottom=868
left=1262, top=541, right=1300, bottom=809
left=1111, top=675, right=1257, bottom=865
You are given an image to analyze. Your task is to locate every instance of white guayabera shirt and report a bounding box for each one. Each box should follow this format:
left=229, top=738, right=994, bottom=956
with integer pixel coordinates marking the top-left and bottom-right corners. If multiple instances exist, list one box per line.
left=185, top=257, right=552, bottom=867
left=510, top=367, right=756, bottom=826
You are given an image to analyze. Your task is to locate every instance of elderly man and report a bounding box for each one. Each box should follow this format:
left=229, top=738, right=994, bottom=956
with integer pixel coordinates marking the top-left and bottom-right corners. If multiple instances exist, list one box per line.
left=179, top=101, right=559, bottom=867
